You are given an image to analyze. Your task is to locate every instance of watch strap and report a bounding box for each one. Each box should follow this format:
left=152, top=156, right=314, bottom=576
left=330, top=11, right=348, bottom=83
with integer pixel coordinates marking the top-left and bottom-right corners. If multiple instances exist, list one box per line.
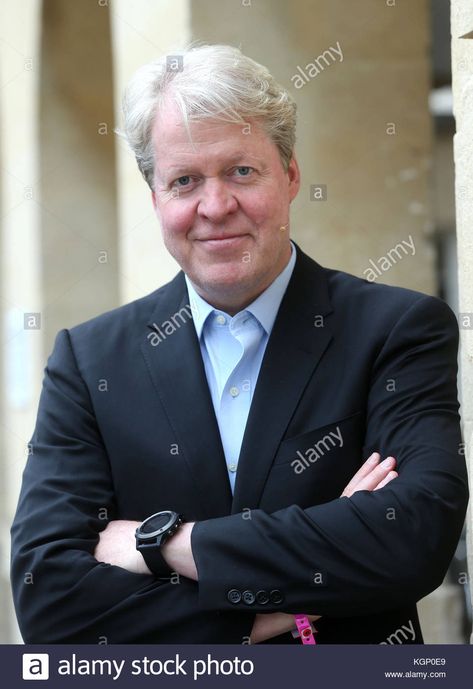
left=139, top=541, right=173, bottom=578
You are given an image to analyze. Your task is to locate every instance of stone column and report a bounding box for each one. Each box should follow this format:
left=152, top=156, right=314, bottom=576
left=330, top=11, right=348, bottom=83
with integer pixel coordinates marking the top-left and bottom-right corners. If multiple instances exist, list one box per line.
left=0, top=0, right=42, bottom=643
left=451, top=0, right=473, bottom=643
left=40, top=0, right=119, bottom=356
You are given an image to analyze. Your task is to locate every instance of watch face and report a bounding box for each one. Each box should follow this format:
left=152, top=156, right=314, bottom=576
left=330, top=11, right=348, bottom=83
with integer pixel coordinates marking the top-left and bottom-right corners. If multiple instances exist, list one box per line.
left=140, top=511, right=174, bottom=538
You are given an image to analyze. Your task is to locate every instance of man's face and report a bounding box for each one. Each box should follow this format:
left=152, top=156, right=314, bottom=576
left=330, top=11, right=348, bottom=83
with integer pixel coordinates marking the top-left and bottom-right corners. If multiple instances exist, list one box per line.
left=151, top=101, right=300, bottom=312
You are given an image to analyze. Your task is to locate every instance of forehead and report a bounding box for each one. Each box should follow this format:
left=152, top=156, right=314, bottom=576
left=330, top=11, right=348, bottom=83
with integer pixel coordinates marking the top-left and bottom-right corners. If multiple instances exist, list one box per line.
left=151, top=99, right=278, bottom=168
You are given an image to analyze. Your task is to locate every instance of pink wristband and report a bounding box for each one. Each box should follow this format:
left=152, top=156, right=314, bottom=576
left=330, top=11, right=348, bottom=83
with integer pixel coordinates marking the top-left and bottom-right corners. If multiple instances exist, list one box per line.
left=293, top=614, right=317, bottom=644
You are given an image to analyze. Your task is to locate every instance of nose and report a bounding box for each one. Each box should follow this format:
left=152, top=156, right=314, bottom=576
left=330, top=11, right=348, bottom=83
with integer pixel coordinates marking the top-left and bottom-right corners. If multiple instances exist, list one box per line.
left=197, top=178, right=238, bottom=223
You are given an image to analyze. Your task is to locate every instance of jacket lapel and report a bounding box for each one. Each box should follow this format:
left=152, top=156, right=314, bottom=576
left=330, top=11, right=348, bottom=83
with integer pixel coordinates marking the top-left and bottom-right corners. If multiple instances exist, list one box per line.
left=231, top=250, right=334, bottom=513
left=140, top=273, right=233, bottom=519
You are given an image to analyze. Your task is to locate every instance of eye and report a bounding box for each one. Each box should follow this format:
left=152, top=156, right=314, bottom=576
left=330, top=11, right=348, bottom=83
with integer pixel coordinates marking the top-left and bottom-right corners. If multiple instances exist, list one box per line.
left=174, top=175, right=192, bottom=187
left=234, top=166, right=253, bottom=177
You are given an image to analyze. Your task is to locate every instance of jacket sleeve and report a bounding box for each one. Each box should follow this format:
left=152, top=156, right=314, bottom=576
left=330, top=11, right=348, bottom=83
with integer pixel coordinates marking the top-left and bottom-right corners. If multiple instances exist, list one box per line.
left=10, top=328, right=254, bottom=643
left=191, top=295, right=469, bottom=616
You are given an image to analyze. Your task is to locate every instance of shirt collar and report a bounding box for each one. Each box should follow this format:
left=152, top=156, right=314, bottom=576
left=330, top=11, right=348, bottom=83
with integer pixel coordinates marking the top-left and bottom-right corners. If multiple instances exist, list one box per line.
left=185, top=241, right=297, bottom=339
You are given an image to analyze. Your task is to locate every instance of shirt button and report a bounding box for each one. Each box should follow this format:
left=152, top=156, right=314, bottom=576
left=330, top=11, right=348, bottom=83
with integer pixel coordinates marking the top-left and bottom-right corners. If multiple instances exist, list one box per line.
left=228, top=463, right=237, bottom=472
left=230, top=386, right=240, bottom=397
left=215, top=314, right=226, bottom=325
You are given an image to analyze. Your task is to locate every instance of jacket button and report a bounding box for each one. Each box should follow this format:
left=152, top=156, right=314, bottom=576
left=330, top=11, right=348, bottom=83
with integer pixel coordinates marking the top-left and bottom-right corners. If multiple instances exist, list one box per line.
left=269, top=589, right=284, bottom=604
left=242, top=590, right=256, bottom=605
left=227, top=588, right=242, bottom=604
left=255, top=590, right=270, bottom=605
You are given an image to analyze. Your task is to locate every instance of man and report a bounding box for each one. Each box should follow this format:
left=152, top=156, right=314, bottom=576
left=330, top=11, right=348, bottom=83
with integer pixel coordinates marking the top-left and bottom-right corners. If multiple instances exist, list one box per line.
left=10, top=44, right=468, bottom=644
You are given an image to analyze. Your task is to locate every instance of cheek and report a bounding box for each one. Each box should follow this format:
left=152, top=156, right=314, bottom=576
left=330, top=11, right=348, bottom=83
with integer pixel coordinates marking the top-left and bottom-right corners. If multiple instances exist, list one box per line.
left=242, top=187, right=287, bottom=228
left=158, top=201, right=196, bottom=238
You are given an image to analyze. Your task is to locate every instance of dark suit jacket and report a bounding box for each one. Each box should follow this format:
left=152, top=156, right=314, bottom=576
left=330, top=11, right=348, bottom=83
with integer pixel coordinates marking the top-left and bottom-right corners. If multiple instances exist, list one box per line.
left=10, top=245, right=469, bottom=644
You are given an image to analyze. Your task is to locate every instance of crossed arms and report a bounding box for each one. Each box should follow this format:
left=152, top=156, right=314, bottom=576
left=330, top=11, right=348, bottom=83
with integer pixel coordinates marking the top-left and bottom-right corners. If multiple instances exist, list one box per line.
left=10, top=294, right=469, bottom=643
left=94, top=451, right=398, bottom=642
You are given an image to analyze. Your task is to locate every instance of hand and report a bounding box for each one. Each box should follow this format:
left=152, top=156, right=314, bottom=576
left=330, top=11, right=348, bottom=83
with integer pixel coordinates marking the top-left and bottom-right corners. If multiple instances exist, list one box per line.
left=341, top=452, right=398, bottom=497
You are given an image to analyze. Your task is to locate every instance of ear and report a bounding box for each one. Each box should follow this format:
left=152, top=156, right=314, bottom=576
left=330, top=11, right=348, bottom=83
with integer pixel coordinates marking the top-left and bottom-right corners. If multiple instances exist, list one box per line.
left=151, top=190, right=157, bottom=211
left=287, top=154, right=301, bottom=203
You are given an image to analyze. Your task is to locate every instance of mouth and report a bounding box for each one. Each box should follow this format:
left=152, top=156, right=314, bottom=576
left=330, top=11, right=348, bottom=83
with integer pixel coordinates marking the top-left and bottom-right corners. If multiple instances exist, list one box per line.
left=196, top=234, right=250, bottom=249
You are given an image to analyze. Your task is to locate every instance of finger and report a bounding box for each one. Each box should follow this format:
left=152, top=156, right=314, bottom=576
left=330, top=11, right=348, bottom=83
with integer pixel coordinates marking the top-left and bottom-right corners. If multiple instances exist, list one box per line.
left=341, top=452, right=381, bottom=497
left=352, top=457, right=396, bottom=494
left=342, top=456, right=397, bottom=497
left=374, top=470, right=398, bottom=490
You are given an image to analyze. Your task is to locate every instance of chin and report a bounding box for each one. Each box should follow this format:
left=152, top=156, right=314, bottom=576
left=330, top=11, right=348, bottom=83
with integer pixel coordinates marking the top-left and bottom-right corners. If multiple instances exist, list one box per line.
left=195, top=260, right=253, bottom=281
left=194, top=266, right=255, bottom=294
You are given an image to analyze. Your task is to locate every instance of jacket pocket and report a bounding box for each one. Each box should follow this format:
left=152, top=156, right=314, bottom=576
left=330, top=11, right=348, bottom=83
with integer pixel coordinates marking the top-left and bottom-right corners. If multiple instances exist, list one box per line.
left=273, top=411, right=364, bottom=467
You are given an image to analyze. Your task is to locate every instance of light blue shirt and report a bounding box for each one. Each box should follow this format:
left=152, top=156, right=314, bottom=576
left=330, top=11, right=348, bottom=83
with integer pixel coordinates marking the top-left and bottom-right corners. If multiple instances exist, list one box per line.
left=185, top=242, right=297, bottom=493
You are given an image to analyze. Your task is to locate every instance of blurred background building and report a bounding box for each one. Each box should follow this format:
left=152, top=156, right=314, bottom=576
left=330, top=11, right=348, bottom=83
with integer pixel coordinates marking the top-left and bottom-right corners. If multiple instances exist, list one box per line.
left=0, top=0, right=472, bottom=644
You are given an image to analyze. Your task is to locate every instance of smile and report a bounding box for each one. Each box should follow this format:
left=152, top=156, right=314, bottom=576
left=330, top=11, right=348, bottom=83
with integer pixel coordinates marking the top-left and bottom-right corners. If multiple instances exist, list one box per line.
left=197, top=234, right=249, bottom=249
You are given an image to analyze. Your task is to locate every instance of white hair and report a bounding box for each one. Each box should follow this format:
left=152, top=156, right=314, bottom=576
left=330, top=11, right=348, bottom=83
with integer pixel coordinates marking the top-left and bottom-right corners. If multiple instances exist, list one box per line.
left=117, top=43, right=297, bottom=191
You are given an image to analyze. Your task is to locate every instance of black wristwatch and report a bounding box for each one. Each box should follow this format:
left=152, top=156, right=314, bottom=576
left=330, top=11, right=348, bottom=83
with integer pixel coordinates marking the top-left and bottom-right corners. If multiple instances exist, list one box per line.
left=135, top=510, right=183, bottom=577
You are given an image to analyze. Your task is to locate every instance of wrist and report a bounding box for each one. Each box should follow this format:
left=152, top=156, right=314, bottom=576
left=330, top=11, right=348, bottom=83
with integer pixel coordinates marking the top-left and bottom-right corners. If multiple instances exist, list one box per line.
left=135, top=510, right=183, bottom=577
left=162, top=522, right=197, bottom=580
